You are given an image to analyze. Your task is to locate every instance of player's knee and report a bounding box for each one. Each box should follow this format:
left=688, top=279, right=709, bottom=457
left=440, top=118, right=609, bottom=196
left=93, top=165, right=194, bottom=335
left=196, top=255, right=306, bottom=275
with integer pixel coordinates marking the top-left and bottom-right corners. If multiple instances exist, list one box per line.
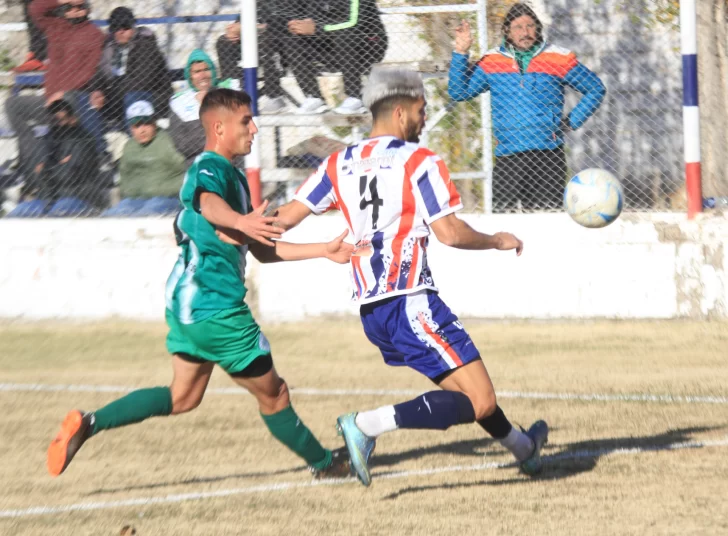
left=171, top=392, right=203, bottom=414
left=470, top=391, right=497, bottom=421
left=257, top=379, right=290, bottom=414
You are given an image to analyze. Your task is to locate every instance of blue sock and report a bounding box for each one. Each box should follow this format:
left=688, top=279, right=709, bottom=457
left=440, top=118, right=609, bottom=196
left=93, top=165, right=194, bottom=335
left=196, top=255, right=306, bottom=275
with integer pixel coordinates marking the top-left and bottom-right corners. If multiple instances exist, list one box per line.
left=393, top=391, right=475, bottom=431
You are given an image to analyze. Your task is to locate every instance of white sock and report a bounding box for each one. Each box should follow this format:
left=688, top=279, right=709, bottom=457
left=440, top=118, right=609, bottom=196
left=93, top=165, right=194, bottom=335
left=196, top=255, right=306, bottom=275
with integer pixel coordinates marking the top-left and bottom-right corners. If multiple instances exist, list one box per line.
left=499, top=426, right=535, bottom=461
left=354, top=406, right=397, bottom=438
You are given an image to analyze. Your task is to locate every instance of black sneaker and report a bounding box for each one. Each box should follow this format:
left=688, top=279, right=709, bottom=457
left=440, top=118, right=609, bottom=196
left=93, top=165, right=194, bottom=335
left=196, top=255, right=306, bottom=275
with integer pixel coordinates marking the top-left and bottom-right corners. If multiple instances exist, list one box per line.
left=310, top=447, right=353, bottom=480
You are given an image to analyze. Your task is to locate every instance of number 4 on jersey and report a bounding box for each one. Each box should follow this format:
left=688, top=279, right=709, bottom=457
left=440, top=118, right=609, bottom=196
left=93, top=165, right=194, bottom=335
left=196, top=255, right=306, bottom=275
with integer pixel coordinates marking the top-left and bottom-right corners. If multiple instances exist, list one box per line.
left=359, top=174, right=384, bottom=229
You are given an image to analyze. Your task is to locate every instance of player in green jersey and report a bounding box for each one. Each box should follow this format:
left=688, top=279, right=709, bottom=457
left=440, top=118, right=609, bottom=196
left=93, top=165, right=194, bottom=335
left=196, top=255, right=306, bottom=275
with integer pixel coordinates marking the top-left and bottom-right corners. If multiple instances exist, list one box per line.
left=47, top=88, right=354, bottom=479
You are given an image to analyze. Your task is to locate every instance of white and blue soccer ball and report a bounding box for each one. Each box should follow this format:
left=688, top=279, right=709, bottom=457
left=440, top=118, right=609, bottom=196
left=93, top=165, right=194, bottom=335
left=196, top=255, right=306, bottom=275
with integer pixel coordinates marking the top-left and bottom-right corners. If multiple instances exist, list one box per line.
left=563, top=168, right=624, bottom=228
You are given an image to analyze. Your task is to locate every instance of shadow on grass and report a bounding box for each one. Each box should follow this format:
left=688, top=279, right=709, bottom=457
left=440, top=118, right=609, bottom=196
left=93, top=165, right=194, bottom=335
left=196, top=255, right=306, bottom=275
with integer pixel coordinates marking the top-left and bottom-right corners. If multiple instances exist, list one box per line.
left=85, top=465, right=306, bottom=496
left=380, top=426, right=724, bottom=500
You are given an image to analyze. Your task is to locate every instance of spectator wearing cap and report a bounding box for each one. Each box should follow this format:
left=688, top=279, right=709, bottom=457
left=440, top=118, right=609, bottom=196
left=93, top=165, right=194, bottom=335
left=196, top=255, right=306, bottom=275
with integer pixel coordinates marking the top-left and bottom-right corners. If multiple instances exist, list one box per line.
left=95, top=7, right=173, bottom=126
left=102, top=100, right=184, bottom=216
left=7, top=99, right=100, bottom=217
left=5, top=0, right=106, bottom=182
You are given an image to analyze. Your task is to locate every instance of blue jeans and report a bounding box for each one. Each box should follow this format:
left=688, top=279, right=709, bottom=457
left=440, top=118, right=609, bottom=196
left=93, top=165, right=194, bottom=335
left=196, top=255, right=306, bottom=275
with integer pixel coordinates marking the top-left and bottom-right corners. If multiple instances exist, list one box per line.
left=67, top=91, right=106, bottom=154
left=101, top=196, right=180, bottom=217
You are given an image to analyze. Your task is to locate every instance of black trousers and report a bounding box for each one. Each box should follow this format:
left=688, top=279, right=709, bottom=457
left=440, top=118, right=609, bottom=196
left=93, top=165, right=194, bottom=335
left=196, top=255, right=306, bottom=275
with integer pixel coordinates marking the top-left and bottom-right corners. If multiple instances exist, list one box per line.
left=492, top=147, right=567, bottom=211
left=283, top=30, right=387, bottom=99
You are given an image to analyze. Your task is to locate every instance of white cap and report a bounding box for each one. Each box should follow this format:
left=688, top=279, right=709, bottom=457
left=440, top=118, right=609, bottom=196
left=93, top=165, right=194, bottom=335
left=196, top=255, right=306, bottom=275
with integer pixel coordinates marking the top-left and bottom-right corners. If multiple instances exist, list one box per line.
left=126, top=100, right=154, bottom=121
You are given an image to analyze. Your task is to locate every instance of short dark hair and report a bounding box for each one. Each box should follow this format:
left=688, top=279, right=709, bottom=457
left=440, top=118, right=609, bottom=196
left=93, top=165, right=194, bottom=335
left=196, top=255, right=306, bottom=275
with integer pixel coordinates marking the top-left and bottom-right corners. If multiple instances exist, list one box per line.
left=199, top=88, right=252, bottom=117
left=47, top=99, right=76, bottom=117
left=502, top=3, right=543, bottom=46
left=370, top=95, right=420, bottom=122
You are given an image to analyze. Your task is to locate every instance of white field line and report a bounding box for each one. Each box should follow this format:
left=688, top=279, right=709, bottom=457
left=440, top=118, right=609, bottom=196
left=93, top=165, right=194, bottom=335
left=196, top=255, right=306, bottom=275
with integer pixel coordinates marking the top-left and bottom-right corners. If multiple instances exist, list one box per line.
left=0, top=383, right=727, bottom=405
left=1, top=435, right=727, bottom=519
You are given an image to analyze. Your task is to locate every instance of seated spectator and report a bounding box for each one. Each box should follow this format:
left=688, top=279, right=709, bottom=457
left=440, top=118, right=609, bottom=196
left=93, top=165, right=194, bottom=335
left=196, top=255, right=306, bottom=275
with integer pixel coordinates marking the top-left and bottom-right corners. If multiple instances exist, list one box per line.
left=216, top=16, right=243, bottom=82
left=102, top=101, right=184, bottom=217
left=8, top=100, right=100, bottom=217
left=13, top=0, right=48, bottom=72
left=95, top=7, right=173, bottom=127
left=284, top=0, right=388, bottom=115
left=216, top=15, right=288, bottom=114
left=169, top=49, right=241, bottom=168
left=5, top=0, right=106, bottom=183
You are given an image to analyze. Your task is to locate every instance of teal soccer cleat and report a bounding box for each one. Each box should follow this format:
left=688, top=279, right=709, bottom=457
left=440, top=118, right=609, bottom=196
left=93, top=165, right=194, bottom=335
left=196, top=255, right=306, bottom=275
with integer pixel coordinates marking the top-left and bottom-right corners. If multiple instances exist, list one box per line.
left=520, top=420, right=549, bottom=476
left=336, top=413, right=376, bottom=487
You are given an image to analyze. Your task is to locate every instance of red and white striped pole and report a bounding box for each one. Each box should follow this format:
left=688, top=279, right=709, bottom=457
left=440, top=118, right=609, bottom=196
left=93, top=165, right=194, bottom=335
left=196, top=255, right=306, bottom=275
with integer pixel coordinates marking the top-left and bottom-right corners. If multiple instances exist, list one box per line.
left=681, top=0, right=702, bottom=219
left=242, top=0, right=262, bottom=208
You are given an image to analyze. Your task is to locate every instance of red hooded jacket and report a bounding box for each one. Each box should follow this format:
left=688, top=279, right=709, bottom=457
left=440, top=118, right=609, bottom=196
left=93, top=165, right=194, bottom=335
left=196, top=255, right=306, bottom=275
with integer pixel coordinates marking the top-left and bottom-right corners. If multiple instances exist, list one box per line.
left=30, top=0, right=104, bottom=96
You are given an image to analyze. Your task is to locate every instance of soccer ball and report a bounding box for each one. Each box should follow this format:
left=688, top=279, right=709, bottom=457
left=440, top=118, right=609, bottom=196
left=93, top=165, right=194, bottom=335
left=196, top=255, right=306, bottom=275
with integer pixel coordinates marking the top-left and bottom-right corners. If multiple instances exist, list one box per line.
left=563, top=168, right=624, bottom=228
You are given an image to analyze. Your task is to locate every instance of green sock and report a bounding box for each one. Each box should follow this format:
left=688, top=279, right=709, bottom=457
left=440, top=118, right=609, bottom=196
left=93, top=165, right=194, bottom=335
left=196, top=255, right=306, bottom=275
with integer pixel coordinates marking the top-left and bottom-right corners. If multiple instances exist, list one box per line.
left=90, top=387, right=173, bottom=436
left=261, top=405, right=332, bottom=470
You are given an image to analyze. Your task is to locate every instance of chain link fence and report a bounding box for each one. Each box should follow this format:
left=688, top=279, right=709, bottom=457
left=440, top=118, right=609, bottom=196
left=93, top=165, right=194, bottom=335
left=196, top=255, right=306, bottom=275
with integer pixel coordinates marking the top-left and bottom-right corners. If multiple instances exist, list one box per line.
left=0, top=0, right=719, bottom=217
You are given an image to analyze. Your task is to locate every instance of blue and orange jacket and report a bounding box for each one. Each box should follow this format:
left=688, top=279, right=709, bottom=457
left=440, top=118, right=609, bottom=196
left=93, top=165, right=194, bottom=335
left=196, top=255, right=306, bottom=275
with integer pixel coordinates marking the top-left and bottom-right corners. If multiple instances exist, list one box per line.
left=448, top=43, right=606, bottom=157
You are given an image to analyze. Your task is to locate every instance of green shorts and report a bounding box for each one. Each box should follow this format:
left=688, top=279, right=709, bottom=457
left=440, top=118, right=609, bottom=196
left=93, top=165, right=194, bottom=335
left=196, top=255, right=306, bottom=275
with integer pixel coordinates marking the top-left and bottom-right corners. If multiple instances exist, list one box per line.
left=165, top=305, right=271, bottom=374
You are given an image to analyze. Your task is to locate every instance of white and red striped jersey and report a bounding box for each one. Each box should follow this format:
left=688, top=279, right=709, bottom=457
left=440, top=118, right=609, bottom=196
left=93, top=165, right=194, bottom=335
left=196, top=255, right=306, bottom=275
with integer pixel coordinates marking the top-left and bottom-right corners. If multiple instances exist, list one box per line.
left=295, top=136, right=463, bottom=304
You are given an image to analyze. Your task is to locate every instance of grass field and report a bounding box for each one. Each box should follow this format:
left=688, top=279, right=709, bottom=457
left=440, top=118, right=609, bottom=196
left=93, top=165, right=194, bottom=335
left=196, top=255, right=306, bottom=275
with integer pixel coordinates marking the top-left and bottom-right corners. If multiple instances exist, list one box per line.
left=1, top=319, right=727, bottom=535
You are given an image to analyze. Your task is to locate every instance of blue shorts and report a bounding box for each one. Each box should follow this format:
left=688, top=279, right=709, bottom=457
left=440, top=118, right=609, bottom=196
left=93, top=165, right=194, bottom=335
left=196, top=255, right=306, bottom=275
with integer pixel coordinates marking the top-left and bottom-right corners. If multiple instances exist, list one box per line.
left=359, top=290, right=481, bottom=380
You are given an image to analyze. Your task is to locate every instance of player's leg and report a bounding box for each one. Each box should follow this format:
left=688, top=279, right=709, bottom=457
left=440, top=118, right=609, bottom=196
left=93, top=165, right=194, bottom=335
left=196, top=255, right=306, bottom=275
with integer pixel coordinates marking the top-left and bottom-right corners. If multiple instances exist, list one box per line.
left=47, top=310, right=215, bottom=476
left=228, top=356, right=349, bottom=478
left=46, top=354, right=213, bottom=476
left=192, top=304, right=349, bottom=478
left=436, top=359, right=548, bottom=474
left=338, top=291, right=547, bottom=484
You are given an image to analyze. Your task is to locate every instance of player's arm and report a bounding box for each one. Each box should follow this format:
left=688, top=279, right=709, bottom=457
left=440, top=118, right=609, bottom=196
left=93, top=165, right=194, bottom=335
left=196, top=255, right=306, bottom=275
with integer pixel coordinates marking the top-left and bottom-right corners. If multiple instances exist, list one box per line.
left=199, top=193, right=282, bottom=246
left=273, top=200, right=315, bottom=231
left=430, top=213, right=523, bottom=255
left=248, top=230, right=353, bottom=264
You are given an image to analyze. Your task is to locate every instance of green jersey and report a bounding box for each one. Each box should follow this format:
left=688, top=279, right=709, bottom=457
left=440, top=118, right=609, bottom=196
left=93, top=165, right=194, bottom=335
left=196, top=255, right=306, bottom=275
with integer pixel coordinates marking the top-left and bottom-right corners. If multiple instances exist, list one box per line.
left=165, top=151, right=252, bottom=324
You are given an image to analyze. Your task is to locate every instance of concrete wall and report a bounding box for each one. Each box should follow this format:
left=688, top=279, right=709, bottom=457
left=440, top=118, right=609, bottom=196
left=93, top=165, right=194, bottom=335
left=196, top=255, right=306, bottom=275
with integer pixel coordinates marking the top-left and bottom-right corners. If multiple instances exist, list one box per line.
left=1, top=212, right=726, bottom=322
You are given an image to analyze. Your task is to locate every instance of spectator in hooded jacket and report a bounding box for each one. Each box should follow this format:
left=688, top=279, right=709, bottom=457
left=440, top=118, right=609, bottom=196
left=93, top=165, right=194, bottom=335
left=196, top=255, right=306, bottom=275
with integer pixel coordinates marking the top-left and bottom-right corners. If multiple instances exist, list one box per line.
left=168, top=49, right=241, bottom=168
left=5, top=0, right=106, bottom=181
left=448, top=3, right=606, bottom=211
left=95, top=7, right=173, bottom=126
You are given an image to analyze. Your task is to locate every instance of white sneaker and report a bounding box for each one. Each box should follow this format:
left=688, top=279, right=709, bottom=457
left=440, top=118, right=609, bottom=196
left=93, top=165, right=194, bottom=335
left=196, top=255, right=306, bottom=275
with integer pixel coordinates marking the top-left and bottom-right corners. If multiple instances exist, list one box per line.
left=260, top=96, right=287, bottom=114
left=295, top=97, right=328, bottom=115
left=333, top=97, right=366, bottom=115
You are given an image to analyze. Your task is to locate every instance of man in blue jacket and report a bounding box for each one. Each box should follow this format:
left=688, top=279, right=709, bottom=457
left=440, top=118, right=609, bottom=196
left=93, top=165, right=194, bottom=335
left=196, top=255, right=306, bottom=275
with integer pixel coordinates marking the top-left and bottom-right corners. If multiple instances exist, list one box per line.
left=449, top=3, right=605, bottom=211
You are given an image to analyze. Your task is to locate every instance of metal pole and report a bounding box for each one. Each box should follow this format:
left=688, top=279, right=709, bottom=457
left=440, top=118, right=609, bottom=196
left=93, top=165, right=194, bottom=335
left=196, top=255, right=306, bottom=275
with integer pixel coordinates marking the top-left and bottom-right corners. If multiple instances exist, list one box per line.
left=242, top=0, right=262, bottom=207
left=680, top=0, right=701, bottom=219
left=476, top=0, right=493, bottom=213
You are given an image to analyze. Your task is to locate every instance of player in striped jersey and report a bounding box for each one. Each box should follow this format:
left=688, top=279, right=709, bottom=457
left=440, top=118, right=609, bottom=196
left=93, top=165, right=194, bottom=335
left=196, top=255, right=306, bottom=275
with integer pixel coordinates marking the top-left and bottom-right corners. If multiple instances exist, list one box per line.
left=268, top=69, right=549, bottom=486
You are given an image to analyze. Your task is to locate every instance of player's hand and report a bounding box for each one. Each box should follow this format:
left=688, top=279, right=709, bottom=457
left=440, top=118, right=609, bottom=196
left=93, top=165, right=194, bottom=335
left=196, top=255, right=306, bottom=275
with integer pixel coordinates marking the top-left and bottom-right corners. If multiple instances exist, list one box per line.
left=454, top=20, right=473, bottom=54
left=233, top=200, right=283, bottom=247
left=325, top=229, right=354, bottom=264
left=493, top=232, right=524, bottom=256
left=215, top=226, right=248, bottom=246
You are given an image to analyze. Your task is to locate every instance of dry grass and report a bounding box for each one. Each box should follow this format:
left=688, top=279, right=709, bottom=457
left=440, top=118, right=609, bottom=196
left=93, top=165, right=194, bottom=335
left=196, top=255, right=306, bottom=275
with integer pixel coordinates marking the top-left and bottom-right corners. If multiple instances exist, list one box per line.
left=0, top=319, right=727, bottom=535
